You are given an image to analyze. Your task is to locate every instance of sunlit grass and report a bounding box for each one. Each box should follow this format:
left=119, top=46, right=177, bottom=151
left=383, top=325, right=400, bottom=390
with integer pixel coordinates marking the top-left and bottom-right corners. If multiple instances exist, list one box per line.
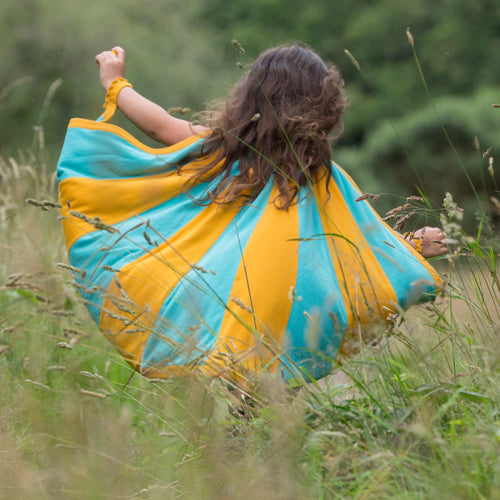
left=1, top=115, right=499, bottom=500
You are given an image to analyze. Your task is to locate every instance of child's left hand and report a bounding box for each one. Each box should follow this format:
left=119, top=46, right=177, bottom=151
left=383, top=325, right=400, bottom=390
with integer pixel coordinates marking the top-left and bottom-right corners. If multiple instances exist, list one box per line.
left=95, top=46, right=126, bottom=91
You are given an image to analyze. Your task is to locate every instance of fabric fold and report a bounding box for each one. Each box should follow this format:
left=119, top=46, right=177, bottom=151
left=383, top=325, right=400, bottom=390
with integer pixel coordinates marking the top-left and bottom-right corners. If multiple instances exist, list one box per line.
left=57, top=118, right=441, bottom=382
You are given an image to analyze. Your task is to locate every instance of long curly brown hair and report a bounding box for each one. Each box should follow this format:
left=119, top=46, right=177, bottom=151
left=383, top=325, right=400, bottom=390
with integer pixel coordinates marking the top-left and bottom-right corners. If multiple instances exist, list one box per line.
left=186, top=43, right=348, bottom=209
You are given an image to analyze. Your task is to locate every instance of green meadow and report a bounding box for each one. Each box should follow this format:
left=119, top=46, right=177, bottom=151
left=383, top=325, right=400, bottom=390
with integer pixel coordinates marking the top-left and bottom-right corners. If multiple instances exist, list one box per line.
left=1, top=145, right=499, bottom=498
left=1, top=1, right=500, bottom=498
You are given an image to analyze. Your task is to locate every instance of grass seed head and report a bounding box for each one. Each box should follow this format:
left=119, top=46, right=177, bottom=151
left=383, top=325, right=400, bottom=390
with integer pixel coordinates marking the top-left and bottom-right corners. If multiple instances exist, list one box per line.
left=490, top=196, right=500, bottom=215
left=101, top=265, right=121, bottom=273
left=25, top=379, right=52, bottom=391
left=80, top=389, right=109, bottom=399
left=57, top=341, right=74, bottom=350
left=191, top=263, right=208, bottom=273
left=231, top=39, right=245, bottom=55
left=143, top=230, right=153, bottom=245
left=406, top=27, right=415, bottom=47
left=406, top=195, right=425, bottom=203
left=231, top=297, right=253, bottom=313
left=288, top=286, right=302, bottom=302
left=167, top=107, right=191, bottom=115
left=344, top=49, right=361, bottom=71
left=356, top=193, right=380, bottom=202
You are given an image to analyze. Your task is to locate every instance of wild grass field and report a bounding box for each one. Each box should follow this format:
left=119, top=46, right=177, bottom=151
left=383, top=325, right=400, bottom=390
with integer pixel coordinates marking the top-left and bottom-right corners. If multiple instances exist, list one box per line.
left=0, top=116, right=499, bottom=500
left=1, top=0, right=500, bottom=496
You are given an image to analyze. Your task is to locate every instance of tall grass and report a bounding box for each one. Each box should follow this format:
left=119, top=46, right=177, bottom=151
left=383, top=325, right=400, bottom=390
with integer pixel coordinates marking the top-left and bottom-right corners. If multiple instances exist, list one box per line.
left=1, top=129, right=499, bottom=500
left=1, top=73, right=500, bottom=499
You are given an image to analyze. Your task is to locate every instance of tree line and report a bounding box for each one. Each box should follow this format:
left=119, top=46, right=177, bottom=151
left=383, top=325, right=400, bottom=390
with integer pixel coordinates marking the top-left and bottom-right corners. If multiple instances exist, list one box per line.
left=1, top=0, right=499, bottom=230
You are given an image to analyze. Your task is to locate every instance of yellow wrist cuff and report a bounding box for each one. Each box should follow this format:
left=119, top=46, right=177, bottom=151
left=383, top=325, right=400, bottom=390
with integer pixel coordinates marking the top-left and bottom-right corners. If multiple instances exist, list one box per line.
left=101, top=77, right=133, bottom=123
left=403, top=232, right=422, bottom=253
left=413, top=238, right=422, bottom=254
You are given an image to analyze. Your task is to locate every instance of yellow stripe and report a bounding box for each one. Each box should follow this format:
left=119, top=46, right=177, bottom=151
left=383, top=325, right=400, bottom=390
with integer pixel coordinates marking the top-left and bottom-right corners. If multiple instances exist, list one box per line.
left=68, top=118, right=207, bottom=154
left=59, top=158, right=223, bottom=251
left=59, top=171, right=188, bottom=250
left=202, top=186, right=299, bottom=381
left=313, top=170, right=398, bottom=357
left=99, top=202, right=240, bottom=373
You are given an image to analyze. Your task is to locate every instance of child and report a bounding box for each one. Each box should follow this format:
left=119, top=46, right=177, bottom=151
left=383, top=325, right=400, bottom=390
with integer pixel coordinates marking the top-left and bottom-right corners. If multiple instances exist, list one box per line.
left=57, top=43, right=445, bottom=385
left=95, top=46, right=446, bottom=257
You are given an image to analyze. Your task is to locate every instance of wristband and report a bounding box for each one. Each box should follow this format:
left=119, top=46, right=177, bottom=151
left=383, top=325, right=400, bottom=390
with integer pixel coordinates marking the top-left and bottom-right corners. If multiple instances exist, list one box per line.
left=403, top=232, right=422, bottom=254
left=101, top=77, right=133, bottom=123
left=413, top=238, right=422, bottom=254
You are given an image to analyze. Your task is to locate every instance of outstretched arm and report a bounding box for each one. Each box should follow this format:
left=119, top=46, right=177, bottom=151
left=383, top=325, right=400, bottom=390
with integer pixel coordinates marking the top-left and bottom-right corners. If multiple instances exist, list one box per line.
left=95, top=46, right=208, bottom=145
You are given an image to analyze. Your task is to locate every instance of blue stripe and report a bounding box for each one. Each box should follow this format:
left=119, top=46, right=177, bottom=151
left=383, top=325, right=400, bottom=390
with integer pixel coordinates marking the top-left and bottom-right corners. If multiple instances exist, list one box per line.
left=141, top=182, right=274, bottom=369
left=280, top=195, right=348, bottom=381
left=57, top=126, right=205, bottom=182
left=68, top=181, right=216, bottom=323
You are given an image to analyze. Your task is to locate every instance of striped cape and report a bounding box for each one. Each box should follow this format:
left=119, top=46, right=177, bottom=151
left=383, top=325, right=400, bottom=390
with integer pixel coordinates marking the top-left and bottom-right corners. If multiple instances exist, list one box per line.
left=57, top=118, right=441, bottom=382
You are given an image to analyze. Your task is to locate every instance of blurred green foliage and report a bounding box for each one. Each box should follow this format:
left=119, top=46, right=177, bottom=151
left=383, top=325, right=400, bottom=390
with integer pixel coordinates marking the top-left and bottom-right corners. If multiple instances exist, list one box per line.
left=338, top=88, right=500, bottom=230
left=1, top=0, right=499, bottom=230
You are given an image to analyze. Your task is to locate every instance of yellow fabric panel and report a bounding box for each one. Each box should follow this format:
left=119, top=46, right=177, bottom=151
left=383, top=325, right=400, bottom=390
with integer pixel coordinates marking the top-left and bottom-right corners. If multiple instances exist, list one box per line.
left=202, top=187, right=300, bottom=380
left=313, top=174, right=398, bottom=344
left=59, top=161, right=224, bottom=252
left=99, top=202, right=240, bottom=373
left=59, top=172, right=188, bottom=250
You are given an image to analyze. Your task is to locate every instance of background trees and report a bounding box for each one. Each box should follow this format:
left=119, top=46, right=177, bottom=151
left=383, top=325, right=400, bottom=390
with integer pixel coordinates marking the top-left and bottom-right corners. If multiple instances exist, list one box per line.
left=1, top=0, right=499, bottom=230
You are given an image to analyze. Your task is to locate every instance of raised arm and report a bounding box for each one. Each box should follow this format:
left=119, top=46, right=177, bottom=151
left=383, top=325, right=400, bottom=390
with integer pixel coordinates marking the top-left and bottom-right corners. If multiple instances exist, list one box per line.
left=95, top=46, right=208, bottom=146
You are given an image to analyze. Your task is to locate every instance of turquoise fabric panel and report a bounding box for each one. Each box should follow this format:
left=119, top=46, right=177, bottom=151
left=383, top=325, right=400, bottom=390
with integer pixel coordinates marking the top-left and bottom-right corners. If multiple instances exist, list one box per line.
left=142, top=182, right=274, bottom=369
left=57, top=123, right=204, bottom=181
left=280, top=195, right=348, bottom=380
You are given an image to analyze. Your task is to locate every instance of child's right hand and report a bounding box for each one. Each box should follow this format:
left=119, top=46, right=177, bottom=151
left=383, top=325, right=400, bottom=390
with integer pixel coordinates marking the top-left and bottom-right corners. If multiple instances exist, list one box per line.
left=412, top=226, right=448, bottom=258
left=95, top=46, right=126, bottom=91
